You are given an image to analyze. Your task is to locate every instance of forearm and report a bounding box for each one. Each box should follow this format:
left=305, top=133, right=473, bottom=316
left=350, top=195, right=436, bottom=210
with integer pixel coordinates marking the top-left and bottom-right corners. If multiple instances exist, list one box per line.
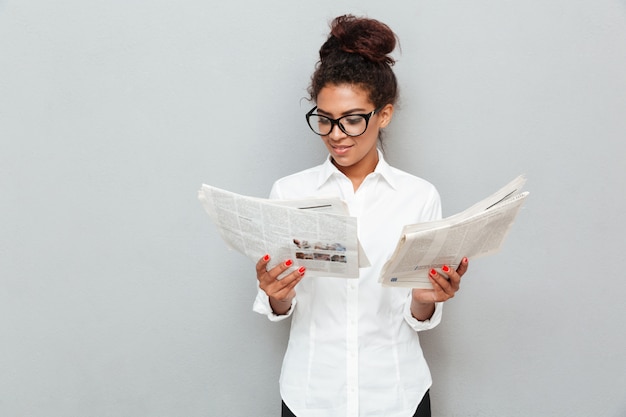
left=269, top=295, right=294, bottom=316
left=410, top=300, right=436, bottom=321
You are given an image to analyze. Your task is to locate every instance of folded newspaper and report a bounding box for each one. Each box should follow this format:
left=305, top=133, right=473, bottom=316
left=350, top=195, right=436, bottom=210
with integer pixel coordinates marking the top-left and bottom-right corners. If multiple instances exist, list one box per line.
left=379, top=175, right=529, bottom=288
left=198, top=185, right=369, bottom=278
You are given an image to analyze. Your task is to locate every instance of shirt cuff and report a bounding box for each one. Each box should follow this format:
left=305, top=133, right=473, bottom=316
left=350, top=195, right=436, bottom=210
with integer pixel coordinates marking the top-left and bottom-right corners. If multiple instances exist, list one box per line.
left=252, top=287, right=296, bottom=322
left=403, top=299, right=443, bottom=331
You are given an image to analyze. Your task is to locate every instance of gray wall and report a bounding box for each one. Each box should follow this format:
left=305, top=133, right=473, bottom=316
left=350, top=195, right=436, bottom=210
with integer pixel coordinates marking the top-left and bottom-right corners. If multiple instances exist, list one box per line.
left=1, top=1, right=625, bottom=416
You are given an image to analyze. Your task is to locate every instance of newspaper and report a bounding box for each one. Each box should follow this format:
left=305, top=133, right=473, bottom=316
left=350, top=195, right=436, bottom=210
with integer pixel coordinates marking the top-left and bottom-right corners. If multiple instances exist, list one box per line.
left=379, top=175, right=529, bottom=288
left=198, top=185, right=369, bottom=278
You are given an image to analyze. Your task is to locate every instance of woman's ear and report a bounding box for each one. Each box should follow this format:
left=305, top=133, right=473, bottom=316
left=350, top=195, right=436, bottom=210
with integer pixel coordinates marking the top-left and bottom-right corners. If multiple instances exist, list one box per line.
left=378, top=104, right=394, bottom=128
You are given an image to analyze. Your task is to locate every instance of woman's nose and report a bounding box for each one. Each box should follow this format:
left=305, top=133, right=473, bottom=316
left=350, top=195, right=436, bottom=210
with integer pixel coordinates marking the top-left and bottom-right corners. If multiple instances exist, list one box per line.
left=328, top=122, right=346, bottom=140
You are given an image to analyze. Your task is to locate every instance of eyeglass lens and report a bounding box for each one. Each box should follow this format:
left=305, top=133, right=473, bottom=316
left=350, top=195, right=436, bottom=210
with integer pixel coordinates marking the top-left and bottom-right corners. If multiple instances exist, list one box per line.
left=308, top=114, right=368, bottom=136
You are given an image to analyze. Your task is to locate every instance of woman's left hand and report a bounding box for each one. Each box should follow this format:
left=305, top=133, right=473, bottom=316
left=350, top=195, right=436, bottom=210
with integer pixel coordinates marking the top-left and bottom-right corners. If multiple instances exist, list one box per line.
left=410, top=257, right=469, bottom=320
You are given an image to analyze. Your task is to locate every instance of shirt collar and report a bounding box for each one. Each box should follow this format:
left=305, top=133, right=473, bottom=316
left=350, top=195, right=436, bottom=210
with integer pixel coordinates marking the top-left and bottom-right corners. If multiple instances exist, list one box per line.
left=316, top=149, right=399, bottom=190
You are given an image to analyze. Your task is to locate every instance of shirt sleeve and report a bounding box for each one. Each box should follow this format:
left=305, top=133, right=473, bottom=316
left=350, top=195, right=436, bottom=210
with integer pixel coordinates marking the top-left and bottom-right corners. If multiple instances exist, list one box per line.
left=252, top=287, right=296, bottom=322
left=403, top=299, right=443, bottom=331
left=251, top=181, right=295, bottom=321
left=269, top=181, right=282, bottom=200
left=426, top=185, right=443, bottom=222
left=399, top=181, right=444, bottom=331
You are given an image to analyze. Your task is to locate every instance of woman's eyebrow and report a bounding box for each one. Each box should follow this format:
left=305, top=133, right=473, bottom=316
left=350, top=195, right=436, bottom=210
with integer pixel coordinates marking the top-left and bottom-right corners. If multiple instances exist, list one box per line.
left=316, top=107, right=368, bottom=117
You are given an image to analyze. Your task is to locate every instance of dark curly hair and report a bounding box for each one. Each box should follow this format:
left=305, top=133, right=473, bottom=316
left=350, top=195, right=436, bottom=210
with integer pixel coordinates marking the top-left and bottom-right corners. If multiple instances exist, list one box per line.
left=308, top=15, right=399, bottom=109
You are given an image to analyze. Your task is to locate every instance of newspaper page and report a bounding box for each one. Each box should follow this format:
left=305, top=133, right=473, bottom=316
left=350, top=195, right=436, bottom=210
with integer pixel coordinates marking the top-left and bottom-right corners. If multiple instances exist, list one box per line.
left=198, top=184, right=366, bottom=278
left=380, top=175, right=529, bottom=288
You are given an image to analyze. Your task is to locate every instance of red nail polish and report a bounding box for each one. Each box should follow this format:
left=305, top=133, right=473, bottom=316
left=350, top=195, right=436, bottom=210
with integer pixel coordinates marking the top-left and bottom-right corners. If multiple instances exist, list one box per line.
left=285, top=259, right=293, bottom=267
left=298, top=266, right=306, bottom=274
left=442, top=265, right=450, bottom=273
left=463, top=257, right=468, bottom=264
left=430, top=268, right=437, bottom=276
left=263, top=254, right=270, bottom=262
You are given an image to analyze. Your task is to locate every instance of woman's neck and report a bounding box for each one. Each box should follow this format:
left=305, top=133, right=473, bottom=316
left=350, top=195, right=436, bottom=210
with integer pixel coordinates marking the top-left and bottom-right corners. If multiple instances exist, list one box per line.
left=332, top=151, right=379, bottom=191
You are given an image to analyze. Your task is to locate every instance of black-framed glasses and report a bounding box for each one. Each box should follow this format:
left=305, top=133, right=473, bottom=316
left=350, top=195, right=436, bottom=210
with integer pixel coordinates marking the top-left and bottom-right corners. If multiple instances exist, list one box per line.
left=305, top=106, right=383, bottom=137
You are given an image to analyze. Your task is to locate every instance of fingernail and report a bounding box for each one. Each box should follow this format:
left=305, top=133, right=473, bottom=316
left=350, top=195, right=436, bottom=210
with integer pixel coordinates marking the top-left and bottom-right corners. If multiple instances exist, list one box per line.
left=442, top=265, right=450, bottom=273
left=285, top=259, right=293, bottom=267
left=462, top=257, right=468, bottom=264
left=263, top=254, right=270, bottom=262
left=298, top=266, right=306, bottom=275
left=430, top=268, right=437, bottom=276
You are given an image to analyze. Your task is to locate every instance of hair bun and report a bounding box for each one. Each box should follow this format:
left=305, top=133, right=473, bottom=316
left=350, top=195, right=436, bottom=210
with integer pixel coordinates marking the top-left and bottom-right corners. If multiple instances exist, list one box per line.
left=326, top=15, right=397, bottom=65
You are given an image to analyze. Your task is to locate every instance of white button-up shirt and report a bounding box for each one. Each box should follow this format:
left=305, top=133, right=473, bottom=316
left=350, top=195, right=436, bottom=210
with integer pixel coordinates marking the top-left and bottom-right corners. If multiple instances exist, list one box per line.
left=254, top=151, right=443, bottom=417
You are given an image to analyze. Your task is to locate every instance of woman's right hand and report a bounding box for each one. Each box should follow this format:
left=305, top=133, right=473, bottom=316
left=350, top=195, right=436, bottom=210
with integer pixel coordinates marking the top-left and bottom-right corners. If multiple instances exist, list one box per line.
left=256, top=254, right=306, bottom=315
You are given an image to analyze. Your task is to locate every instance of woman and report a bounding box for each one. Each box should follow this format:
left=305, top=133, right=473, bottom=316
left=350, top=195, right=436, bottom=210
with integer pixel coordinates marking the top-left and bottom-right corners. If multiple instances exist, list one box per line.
left=253, top=15, right=469, bottom=417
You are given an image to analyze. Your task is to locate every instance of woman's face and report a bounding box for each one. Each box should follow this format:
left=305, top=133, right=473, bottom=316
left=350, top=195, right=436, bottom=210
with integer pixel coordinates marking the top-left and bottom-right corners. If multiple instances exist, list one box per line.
left=315, top=84, right=393, bottom=178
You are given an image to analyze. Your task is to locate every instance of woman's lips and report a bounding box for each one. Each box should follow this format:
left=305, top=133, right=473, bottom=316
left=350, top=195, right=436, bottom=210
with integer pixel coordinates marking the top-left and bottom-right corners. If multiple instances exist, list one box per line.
left=331, top=144, right=353, bottom=155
